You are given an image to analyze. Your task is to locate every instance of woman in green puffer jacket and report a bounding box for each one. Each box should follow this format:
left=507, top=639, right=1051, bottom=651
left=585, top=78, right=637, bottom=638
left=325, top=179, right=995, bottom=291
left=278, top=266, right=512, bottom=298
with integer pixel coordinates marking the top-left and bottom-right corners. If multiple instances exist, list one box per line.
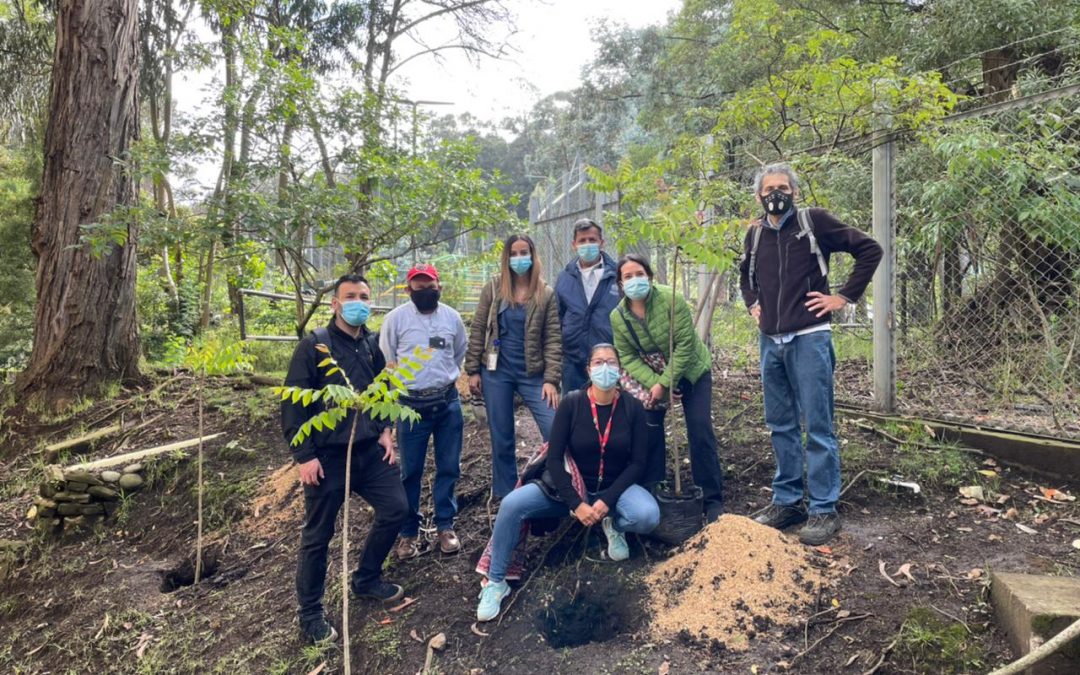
left=610, top=253, right=724, bottom=521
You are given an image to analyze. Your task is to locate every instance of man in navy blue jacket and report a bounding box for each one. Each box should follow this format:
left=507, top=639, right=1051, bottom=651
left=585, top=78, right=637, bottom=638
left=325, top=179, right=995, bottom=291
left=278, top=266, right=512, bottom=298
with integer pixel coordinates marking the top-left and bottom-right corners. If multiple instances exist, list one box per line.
left=554, top=219, right=621, bottom=392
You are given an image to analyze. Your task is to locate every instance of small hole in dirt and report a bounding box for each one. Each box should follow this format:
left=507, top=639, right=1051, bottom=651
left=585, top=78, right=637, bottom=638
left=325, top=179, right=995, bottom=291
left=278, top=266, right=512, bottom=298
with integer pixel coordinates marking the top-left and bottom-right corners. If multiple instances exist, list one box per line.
left=160, top=555, right=220, bottom=593
left=538, top=581, right=630, bottom=648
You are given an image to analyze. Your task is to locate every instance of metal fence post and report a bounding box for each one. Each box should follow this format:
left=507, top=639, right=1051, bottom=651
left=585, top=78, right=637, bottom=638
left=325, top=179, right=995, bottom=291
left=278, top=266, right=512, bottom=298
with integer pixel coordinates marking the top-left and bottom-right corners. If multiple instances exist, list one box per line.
left=872, top=132, right=897, bottom=413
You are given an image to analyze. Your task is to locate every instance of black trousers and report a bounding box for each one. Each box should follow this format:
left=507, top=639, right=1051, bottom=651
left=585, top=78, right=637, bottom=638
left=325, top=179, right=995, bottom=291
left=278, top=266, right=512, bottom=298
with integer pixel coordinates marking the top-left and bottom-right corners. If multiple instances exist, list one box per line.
left=642, top=371, right=725, bottom=512
left=296, top=438, right=408, bottom=621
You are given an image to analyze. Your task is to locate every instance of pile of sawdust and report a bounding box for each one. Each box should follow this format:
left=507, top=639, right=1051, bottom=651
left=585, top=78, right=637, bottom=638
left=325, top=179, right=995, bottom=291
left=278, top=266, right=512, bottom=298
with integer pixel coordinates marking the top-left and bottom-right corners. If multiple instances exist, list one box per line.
left=645, top=514, right=825, bottom=651
left=240, top=462, right=304, bottom=538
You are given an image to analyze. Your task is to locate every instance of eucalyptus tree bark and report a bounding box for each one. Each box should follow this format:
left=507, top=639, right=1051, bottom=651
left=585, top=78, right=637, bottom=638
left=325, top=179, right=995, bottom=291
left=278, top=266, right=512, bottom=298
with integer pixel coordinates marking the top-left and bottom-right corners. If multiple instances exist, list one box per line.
left=18, top=0, right=141, bottom=407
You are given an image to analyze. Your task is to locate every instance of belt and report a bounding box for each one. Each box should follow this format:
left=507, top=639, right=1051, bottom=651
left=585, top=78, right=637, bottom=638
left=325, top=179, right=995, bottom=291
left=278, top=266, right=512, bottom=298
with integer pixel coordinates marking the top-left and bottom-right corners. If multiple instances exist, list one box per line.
left=404, top=383, right=455, bottom=400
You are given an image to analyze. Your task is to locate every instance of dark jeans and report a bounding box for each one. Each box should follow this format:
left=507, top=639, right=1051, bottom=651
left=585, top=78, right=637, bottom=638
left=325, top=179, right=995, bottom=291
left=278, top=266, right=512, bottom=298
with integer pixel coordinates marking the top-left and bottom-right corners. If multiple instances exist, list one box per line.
left=561, top=359, right=589, bottom=394
left=481, top=364, right=556, bottom=499
left=397, top=390, right=464, bottom=537
left=641, top=371, right=724, bottom=512
left=296, top=439, right=408, bottom=622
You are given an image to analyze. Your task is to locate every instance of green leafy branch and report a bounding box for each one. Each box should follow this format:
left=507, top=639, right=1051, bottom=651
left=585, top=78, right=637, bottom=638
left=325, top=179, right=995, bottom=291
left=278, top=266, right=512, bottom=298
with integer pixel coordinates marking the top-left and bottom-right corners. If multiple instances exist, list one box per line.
left=274, top=344, right=432, bottom=447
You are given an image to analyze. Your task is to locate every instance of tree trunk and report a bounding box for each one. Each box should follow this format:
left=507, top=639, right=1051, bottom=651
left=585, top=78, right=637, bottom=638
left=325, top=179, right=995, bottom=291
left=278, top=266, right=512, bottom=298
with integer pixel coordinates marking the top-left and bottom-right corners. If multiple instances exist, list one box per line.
left=18, top=0, right=141, bottom=407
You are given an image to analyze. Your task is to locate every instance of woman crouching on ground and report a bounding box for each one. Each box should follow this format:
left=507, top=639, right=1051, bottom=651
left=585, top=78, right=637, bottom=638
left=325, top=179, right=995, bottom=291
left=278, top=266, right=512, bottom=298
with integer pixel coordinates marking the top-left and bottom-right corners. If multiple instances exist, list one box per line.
left=476, top=343, right=660, bottom=622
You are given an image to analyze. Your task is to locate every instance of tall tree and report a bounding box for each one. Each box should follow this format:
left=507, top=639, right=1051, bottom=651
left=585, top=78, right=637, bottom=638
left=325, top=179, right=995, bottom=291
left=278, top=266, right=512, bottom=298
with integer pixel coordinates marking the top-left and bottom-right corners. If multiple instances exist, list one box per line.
left=17, top=0, right=141, bottom=407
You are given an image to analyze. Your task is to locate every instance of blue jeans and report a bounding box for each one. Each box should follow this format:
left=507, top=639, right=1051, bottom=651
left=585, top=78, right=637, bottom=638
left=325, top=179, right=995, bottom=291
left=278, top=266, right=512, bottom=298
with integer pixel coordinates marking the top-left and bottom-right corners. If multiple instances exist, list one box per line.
left=486, top=482, right=660, bottom=582
left=397, top=391, right=464, bottom=537
left=481, top=367, right=557, bottom=498
left=561, top=359, right=589, bottom=394
left=759, top=331, right=840, bottom=514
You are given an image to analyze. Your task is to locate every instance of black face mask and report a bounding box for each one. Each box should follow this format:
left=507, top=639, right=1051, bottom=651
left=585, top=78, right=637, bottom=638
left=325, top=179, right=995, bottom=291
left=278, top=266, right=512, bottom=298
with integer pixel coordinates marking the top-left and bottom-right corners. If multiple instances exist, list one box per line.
left=762, top=189, right=793, bottom=217
left=411, top=288, right=440, bottom=313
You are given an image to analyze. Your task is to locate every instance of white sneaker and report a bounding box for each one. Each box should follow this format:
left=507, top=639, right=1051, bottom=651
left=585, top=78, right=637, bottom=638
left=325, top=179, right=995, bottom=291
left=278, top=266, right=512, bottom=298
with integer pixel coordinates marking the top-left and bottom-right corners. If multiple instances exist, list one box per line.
left=601, top=516, right=629, bottom=561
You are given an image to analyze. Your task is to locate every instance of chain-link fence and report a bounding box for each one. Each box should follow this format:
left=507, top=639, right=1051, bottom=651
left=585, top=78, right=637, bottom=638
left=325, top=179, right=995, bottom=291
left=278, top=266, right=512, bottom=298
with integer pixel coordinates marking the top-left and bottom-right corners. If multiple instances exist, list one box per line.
left=529, top=158, right=621, bottom=274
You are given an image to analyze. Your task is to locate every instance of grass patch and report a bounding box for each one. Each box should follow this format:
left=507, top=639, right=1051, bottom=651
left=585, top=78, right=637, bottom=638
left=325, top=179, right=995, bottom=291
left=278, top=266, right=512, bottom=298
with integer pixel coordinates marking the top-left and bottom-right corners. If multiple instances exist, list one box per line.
left=897, top=607, right=986, bottom=674
left=884, top=422, right=977, bottom=488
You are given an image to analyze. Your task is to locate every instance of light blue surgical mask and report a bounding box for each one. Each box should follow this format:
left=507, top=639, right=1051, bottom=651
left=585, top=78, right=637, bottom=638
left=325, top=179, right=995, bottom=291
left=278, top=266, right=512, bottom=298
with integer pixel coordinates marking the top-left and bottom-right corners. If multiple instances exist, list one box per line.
left=509, top=255, right=533, bottom=275
left=589, top=363, right=620, bottom=391
left=622, top=277, right=651, bottom=301
left=577, top=243, right=600, bottom=264
left=340, top=300, right=371, bottom=326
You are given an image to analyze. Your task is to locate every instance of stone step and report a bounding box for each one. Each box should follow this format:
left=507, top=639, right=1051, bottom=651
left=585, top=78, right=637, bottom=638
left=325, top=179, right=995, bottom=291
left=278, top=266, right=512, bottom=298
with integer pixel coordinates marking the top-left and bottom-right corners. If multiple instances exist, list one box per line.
left=991, top=571, right=1080, bottom=674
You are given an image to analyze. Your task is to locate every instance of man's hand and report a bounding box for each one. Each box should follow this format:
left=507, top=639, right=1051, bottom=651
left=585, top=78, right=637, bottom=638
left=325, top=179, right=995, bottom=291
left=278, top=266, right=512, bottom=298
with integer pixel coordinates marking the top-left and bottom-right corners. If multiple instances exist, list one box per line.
left=592, top=499, right=610, bottom=520
left=804, top=292, right=848, bottom=318
left=573, top=502, right=599, bottom=526
left=298, top=458, right=324, bottom=486
left=542, top=382, right=560, bottom=408
left=378, top=428, right=396, bottom=465
left=468, top=373, right=482, bottom=396
left=749, top=304, right=762, bottom=326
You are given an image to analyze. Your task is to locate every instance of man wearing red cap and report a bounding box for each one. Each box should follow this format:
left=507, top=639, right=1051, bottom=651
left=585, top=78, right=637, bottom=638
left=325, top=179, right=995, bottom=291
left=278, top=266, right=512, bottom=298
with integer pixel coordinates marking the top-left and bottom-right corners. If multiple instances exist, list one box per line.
left=379, top=263, right=468, bottom=559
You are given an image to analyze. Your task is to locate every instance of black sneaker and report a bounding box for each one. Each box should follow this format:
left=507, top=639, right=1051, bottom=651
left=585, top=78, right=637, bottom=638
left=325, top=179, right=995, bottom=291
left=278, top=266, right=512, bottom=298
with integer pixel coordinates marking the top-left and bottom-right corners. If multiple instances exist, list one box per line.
left=350, top=579, right=404, bottom=604
left=753, top=503, right=808, bottom=530
left=705, top=503, right=725, bottom=524
left=798, top=513, right=841, bottom=546
left=300, top=616, right=338, bottom=645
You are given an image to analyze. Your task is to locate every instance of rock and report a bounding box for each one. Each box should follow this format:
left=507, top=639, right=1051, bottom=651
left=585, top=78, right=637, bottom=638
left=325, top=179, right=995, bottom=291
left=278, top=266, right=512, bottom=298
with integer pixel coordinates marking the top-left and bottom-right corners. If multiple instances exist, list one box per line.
left=38, top=508, right=56, bottom=519
left=87, top=486, right=119, bottom=501
left=52, top=491, right=91, bottom=504
left=63, top=516, right=87, bottom=531
left=44, top=465, right=65, bottom=485
left=40, top=482, right=57, bottom=499
left=57, top=503, right=83, bottom=516
left=100, top=471, right=122, bottom=483
left=118, top=473, right=144, bottom=491
left=80, top=503, right=105, bottom=516
left=122, top=463, right=144, bottom=474
left=65, top=481, right=88, bottom=493
left=62, top=469, right=102, bottom=486
left=34, top=496, right=58, bottom=510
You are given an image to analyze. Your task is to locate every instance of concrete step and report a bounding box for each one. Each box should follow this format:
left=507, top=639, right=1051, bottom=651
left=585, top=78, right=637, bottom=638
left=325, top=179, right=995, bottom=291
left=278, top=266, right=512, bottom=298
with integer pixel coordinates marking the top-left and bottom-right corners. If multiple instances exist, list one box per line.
left=991, top=571, right=1080, bottom=674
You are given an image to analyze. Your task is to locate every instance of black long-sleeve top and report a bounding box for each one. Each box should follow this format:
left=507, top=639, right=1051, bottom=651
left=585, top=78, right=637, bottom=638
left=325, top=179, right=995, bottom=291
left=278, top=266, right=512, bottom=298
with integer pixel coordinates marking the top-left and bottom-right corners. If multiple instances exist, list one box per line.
left=281, top=320, right=389, bottom=463
left=545, top=389, right=648, bottom=509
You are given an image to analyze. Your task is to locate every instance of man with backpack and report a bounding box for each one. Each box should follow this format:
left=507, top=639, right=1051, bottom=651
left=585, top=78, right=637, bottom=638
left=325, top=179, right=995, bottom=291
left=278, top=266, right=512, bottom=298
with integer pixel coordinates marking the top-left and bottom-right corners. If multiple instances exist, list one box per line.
left=282, top=274, right=408, bottom=644
left=739, top=163, right=882, bottom=545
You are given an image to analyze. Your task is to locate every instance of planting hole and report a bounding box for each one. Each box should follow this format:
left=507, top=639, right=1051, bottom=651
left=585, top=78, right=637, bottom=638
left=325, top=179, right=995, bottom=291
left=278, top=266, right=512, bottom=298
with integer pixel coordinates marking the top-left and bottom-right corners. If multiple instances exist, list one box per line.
left=160, top=555, right=220, bottom=593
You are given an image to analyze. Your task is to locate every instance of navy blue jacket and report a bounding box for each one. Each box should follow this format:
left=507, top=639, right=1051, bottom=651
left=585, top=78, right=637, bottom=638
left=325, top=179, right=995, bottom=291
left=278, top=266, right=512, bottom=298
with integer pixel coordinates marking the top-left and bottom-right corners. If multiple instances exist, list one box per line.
left=554, top=251, right=621, bottom=368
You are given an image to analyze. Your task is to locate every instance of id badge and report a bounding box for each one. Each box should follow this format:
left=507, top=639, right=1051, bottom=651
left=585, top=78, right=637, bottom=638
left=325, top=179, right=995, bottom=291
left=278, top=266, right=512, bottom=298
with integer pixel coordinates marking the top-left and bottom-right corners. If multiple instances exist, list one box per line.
left=429, top=336, right=447, bottom=349
left=486, top=351, right=499, bottom=371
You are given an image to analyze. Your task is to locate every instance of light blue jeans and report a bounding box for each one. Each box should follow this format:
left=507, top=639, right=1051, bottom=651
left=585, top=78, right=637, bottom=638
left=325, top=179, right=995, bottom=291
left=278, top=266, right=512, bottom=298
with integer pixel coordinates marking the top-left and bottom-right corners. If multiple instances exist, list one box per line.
left=481, top=366, right=556, bottom=498
left=486, top=483, right=659, bottom=583
left=759, top=330, right=840, bottom=514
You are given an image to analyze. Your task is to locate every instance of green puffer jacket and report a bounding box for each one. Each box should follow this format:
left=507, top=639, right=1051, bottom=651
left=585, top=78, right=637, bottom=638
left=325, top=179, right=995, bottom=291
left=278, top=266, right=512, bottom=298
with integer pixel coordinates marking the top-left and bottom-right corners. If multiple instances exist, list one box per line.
left=610, top=283, right=710, bottom=390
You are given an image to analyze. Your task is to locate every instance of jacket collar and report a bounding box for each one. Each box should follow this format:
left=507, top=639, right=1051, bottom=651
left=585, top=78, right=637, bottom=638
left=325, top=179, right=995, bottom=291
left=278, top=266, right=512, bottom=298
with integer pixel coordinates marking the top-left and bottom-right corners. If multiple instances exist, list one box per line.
left=327, top=317, right=370, bottom=342
left=563, top=250, right=617, bottom=280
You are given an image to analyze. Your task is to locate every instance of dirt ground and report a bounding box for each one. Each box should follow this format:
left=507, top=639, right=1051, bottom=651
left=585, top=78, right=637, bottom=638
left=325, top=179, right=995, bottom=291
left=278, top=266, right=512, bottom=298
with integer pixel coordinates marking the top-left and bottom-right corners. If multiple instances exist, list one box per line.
left=1, top=362, right=1079, bottom=674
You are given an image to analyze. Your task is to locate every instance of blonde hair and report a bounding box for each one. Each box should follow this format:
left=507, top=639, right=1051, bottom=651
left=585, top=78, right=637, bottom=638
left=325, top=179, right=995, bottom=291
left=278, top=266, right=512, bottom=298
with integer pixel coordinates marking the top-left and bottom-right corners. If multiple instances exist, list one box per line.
left=498, top=233, right=543, bottom=304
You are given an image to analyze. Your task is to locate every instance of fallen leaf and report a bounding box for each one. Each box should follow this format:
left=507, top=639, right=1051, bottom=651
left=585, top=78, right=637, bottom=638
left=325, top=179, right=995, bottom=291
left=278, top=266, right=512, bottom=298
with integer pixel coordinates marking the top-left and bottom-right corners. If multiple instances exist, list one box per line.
left=959, top=498, right=979, bottom=506
left=815, top=546, right=833, bottom=556
left=410, top=629, right=425, bottom=643
left=751, top=665, right=760, bottom=674
left=836, top=609, right=852, bottom=619
left=982, top=458, right=998, bottom=467
left=470, top=623, right=490, bottom=637
left=975, top=505, right=1001, bottom=518
left=377, top=617, right=394, bottom=625
left=1034, top=513, right=1051, bottom=525
left=844, top=654, right=860, bottom=667
left=977, top=470, right=998, bottom=478
left=831, top=597, right=841, bottom=608
left=947, top=511, right=958, bottom=519
left=389, top=596, right=418, bottom=612
left=987, top=534, right=1002, bottom=542
left=658, top=661, right=670, bottom=675
left=897, top=563, right=917, bottom=584
left=966, top=568, right=983, bottom=580
left=878, top=560, right=901, bottom=588
left=305, top=663, right=326, bottom=675
left=1015, top=523, right=1038, bottom=535
left=959, top=486, right=985, bottom=501
left=1003, top=507, right=1018, bottom=520
left=135, top=632, right=152, bottom=660
left=996, top=494, right=1010, bottom=505
left=956, top=527, right=973, bottom=533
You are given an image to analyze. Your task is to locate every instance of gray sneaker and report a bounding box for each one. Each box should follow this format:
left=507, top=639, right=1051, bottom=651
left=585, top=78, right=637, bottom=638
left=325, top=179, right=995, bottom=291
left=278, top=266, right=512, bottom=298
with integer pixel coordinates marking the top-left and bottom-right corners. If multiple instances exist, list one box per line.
left=753, top=503, right=808, bottom=530
left=798, top=513, right=841, bottom=546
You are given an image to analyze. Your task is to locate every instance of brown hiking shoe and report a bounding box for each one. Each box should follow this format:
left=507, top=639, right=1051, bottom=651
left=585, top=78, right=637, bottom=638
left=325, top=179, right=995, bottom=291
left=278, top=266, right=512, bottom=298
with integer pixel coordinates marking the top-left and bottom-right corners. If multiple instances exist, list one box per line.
left=437, top=530, right=461, bottom=554
left=395, top=536, right=420, bottom=560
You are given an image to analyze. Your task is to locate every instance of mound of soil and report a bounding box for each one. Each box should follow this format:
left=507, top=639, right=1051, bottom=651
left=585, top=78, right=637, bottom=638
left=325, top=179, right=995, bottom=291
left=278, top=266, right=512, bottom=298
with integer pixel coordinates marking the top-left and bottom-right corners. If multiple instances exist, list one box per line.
left=645, top=514, right=824, bottom=651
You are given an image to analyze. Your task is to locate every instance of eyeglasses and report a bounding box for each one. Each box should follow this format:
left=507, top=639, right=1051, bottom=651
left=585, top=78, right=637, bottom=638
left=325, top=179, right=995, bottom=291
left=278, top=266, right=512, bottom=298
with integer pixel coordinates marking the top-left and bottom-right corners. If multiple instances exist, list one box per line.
left=589, top=359, right=619, bottom=368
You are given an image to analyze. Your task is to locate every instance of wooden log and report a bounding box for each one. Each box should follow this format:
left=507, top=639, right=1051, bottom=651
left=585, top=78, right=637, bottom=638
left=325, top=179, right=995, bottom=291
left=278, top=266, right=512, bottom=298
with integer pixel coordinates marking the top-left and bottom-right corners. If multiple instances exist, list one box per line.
left=45, top=423, right=123, bottom=454
left=66, top=433, right=225, bottom=471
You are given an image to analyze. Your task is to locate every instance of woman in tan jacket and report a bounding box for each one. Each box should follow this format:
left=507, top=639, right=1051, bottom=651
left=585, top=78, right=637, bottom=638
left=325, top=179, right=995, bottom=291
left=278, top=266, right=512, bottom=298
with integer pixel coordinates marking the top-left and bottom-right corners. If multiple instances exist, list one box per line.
left=465, top=234, right=563, bottom=498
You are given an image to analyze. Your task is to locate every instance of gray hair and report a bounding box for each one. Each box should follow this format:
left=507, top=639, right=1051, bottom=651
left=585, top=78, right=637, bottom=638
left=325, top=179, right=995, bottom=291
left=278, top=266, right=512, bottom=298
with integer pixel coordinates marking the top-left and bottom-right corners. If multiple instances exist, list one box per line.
left=752, top=163, right=800, bottom=196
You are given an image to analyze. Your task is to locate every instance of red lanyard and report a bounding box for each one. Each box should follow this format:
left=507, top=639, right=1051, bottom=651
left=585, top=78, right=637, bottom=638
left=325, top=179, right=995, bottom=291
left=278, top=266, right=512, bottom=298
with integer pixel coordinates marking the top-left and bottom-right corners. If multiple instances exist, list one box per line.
left=588, top=388, right=619, bottom=486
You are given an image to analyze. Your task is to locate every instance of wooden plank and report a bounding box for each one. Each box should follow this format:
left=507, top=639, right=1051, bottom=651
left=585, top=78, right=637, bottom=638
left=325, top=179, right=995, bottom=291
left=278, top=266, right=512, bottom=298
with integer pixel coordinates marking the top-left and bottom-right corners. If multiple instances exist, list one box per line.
left=836, top=406, right=1080, bottom=479
left=45, top=423, right=123, bottom=453
left=67, top=433, right=225, bottom=471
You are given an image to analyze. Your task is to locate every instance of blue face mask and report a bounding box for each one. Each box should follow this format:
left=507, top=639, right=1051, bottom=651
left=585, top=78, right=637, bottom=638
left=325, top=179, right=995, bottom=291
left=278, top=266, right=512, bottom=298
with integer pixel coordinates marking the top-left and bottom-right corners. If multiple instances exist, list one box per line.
left=340, top=300, right=371, bottom=326
left=577, top=243, right=600, bottom=264
left=509, top=255, right=533, bottom=275
left=589, top=363, right=620, bottom=391
left=622, top=276, right=651, bottom=301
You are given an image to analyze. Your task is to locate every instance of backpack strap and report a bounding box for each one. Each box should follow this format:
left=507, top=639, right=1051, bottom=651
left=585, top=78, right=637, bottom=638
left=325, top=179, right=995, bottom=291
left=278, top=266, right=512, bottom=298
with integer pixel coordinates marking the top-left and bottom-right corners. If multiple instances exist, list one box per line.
left=312, top=325, right=376, bottom=381
left=313, top=326, right=331, bottom=349
left=796, top=208, right=829, bottom=279
left=748, top=223, right=764, bottom=291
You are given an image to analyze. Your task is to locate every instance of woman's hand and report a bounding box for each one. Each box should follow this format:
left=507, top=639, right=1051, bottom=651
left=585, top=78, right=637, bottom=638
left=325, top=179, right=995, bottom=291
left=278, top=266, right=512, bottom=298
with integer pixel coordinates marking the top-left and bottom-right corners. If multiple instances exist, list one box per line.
left=591, top=499, right=610, bottom=520
left=468, top=373, right=482, bottom=396
left=573, top=502, right=599, bottom=526
left=648, top=383, right=666, bottom=404
left=542, top=382, right=560, bottom=408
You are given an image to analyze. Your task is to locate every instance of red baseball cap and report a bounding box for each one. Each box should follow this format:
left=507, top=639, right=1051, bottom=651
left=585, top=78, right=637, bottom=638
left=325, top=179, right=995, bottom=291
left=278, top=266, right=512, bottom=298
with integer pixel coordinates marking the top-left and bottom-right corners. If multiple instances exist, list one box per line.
left=406, top=263, right=439, bottom=282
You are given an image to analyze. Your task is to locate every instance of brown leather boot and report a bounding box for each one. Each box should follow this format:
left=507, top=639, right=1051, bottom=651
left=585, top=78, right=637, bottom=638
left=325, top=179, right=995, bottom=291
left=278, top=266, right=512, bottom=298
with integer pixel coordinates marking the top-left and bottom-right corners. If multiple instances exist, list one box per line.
left=437, top=530, right=460, bottom=554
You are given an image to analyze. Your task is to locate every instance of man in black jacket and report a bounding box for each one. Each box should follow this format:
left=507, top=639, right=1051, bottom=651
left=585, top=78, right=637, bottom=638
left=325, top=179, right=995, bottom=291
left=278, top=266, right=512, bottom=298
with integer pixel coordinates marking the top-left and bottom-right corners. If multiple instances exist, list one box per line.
left=282, top=274, right=408, bottom=644
left=739, top=163, right=882, bottom=546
